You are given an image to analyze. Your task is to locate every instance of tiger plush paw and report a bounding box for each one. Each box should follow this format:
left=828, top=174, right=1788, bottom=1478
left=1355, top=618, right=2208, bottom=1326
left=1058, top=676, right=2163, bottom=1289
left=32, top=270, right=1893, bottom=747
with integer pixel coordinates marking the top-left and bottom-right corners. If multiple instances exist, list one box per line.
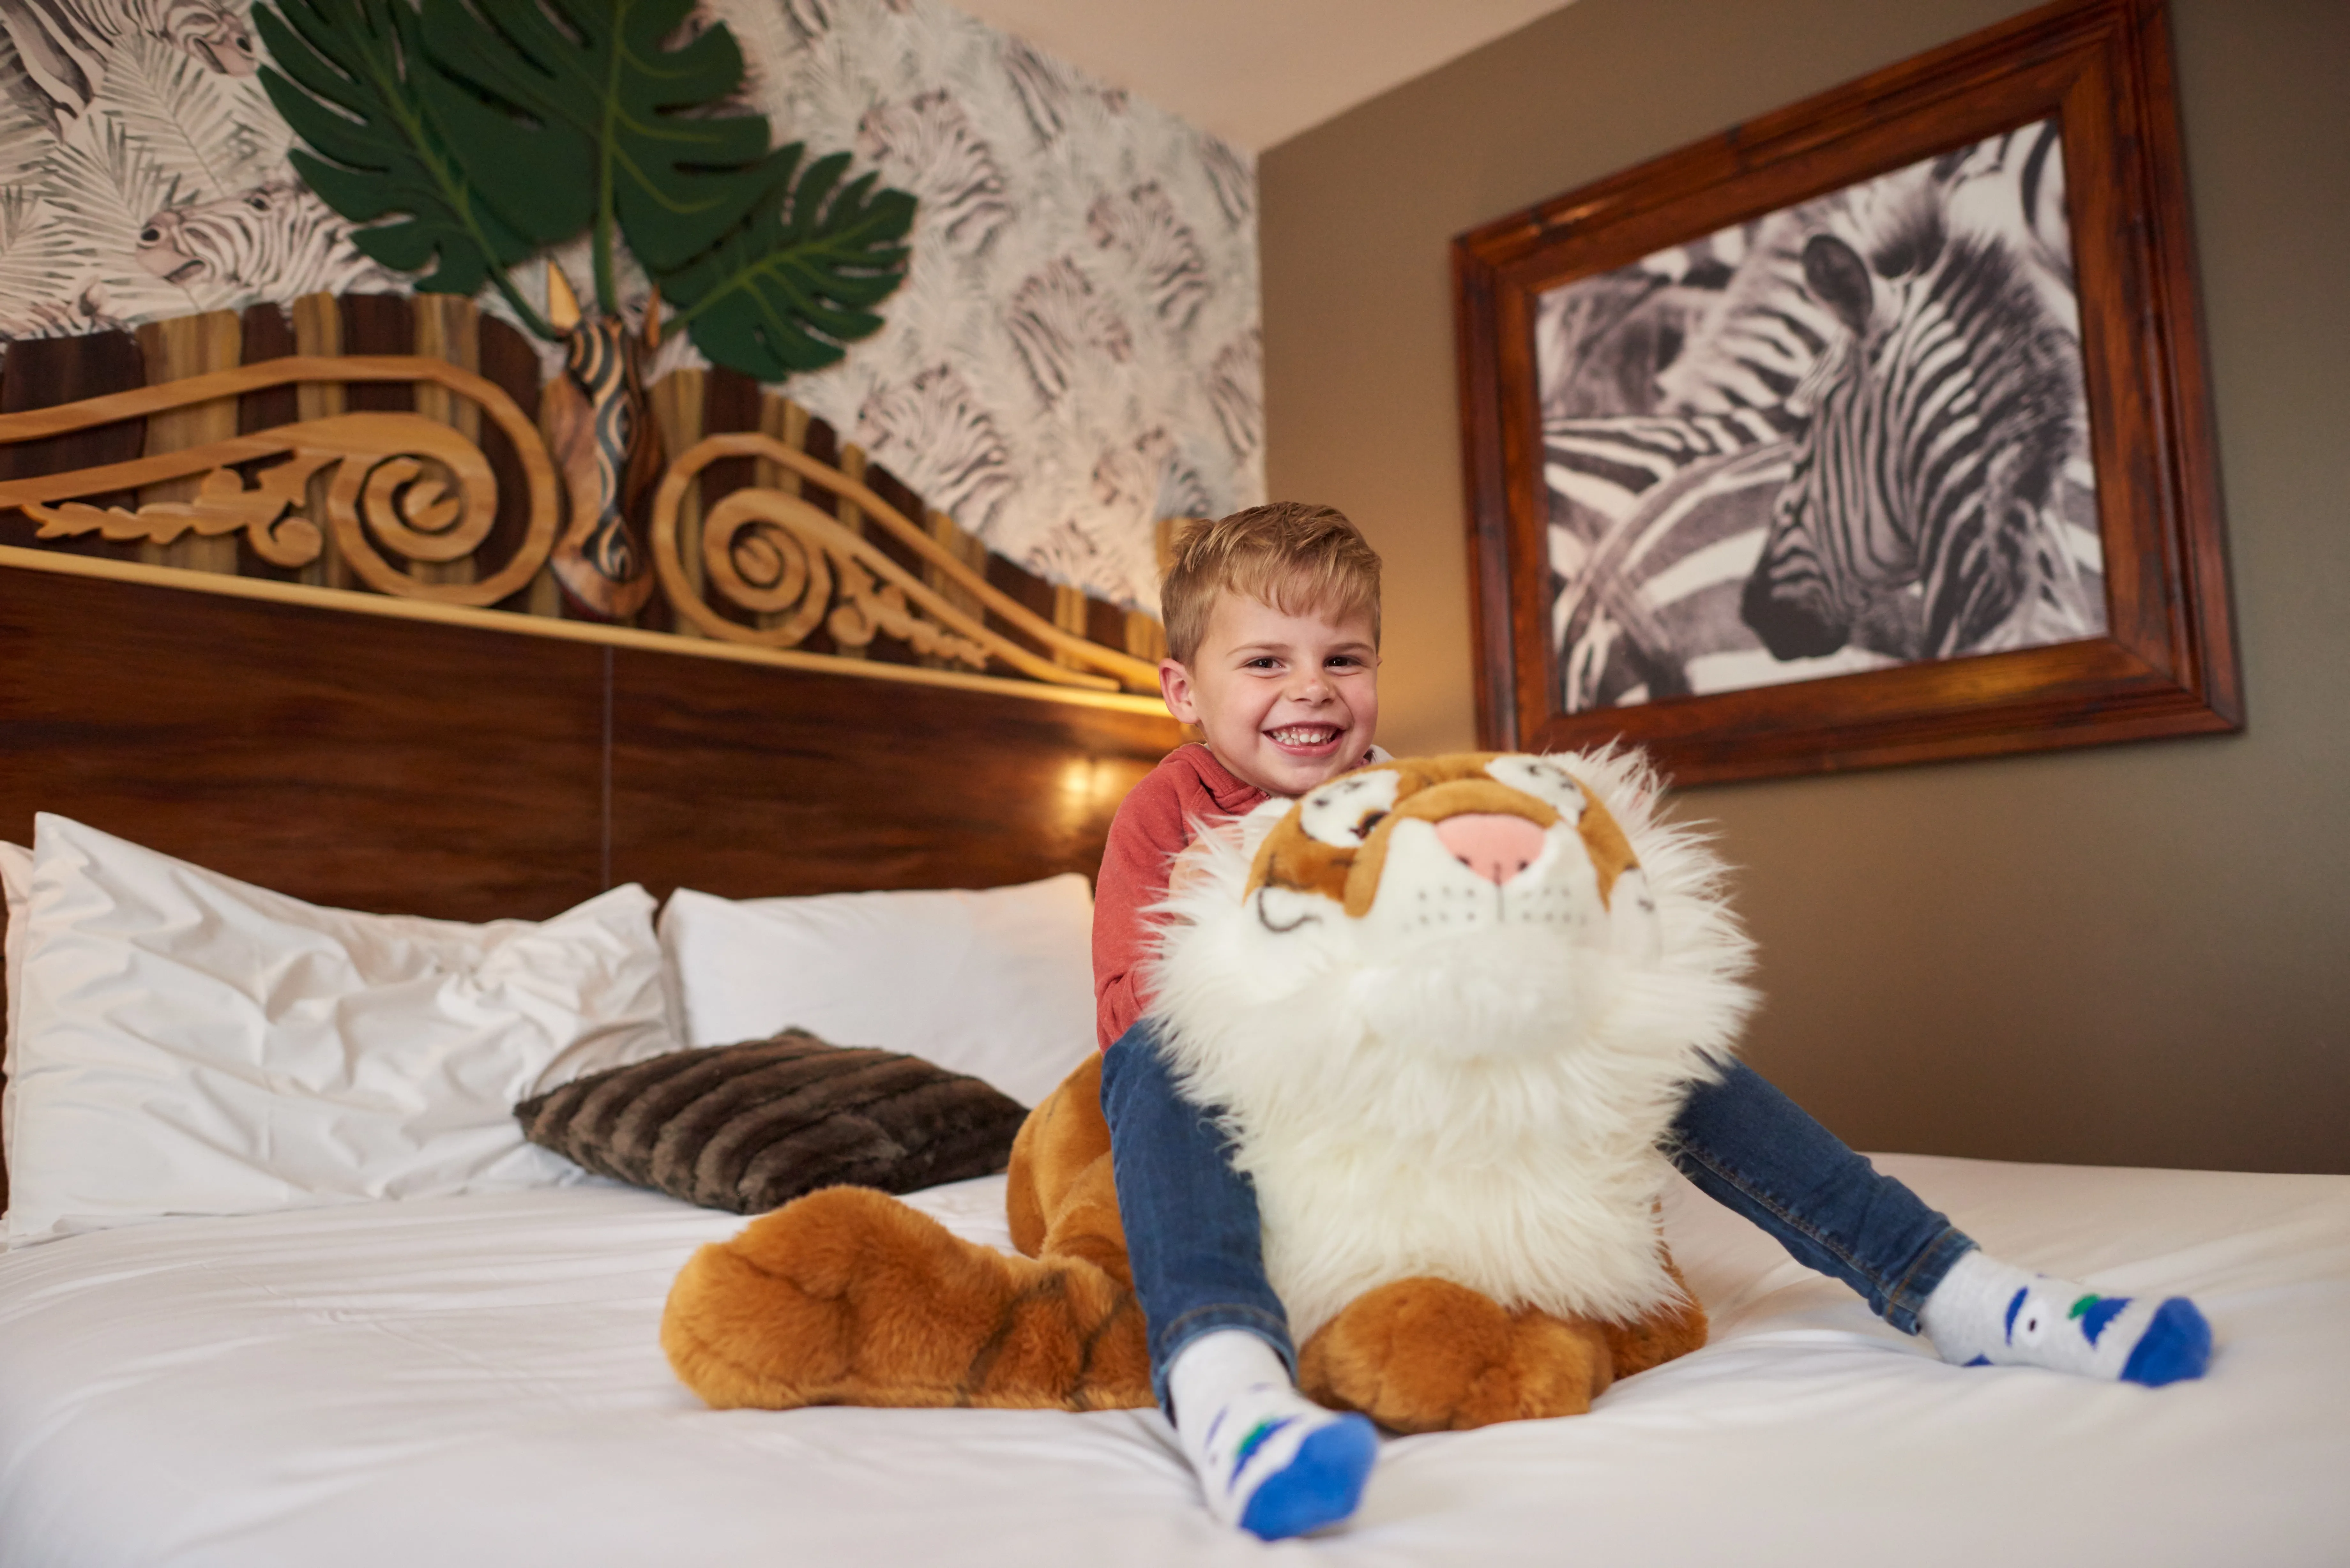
left=662, top=1183, right=1150, bottom=1412
left=1299, top=1277, right=1621, bottom=1433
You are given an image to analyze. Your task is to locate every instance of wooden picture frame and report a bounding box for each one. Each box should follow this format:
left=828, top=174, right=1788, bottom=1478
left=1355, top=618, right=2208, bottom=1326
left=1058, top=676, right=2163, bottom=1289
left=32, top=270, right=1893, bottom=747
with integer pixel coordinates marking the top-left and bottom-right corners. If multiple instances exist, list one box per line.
left=1452, top=0, right=2238, bottom=783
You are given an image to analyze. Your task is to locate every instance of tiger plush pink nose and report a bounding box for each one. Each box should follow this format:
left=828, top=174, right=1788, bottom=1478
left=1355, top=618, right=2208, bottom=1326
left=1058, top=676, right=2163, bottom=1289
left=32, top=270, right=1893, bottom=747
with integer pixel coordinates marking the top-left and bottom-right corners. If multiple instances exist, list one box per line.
left=1433, top=813, right=1548, bottom=886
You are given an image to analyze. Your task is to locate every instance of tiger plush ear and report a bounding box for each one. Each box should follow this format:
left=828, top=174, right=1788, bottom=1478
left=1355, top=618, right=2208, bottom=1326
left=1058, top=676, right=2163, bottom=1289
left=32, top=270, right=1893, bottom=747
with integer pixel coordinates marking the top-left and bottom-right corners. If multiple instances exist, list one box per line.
left=1801, top=233, right=1874, bottom=335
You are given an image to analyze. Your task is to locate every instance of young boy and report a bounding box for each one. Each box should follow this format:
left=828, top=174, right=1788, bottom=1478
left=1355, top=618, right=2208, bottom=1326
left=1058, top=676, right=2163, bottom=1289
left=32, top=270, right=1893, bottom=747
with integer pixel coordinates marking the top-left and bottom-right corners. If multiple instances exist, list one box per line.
left=1096, top=502, right=2213, bottom=1541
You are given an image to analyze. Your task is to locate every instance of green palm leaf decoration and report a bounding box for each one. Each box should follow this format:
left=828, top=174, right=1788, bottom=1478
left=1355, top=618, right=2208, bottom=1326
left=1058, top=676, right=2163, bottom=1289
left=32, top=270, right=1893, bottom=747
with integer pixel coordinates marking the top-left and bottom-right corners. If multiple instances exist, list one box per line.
left=665, top=149, right=917, bottom=381
left=254, top=0, right=542, bottom=322
left=253, top=0, right=915, bottom=379
left=416, top=0, right=783, bottom=308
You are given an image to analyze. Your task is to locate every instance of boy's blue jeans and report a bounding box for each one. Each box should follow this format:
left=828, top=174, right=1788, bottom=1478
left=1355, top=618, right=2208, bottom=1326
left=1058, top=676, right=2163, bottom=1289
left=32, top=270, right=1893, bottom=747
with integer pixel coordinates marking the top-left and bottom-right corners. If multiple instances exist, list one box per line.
left=1100, top=1020, right=1976, bottom=1409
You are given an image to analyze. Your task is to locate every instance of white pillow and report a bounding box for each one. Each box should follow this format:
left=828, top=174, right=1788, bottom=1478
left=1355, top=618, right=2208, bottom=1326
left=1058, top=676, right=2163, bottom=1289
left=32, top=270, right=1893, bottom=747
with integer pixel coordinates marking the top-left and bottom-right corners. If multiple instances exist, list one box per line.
left=4, top=814, right=674, bottom=1246
left=661, top=874, right=1095, bottom=1107
left=2, top=839, right=29, bottom=1169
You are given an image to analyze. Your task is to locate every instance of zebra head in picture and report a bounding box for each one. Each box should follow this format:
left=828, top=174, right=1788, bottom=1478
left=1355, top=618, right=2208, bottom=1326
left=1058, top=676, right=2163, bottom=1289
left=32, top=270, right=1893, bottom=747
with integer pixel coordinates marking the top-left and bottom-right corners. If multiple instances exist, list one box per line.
left=0, top=0, right=254, bottom=131
left=1739, top=193, right=2096, bottom=664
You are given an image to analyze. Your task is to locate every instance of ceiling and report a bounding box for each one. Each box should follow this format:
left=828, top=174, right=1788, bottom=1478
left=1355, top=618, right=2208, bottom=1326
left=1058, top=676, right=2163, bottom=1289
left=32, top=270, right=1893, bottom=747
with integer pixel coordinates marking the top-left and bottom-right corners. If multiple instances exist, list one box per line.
left=945, top=0, right=1580, bottom=153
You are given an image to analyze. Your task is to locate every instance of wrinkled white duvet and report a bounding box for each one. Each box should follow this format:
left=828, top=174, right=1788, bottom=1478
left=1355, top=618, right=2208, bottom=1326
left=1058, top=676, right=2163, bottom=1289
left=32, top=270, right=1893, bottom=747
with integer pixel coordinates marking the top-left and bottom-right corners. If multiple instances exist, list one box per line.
left=3, top=1156, right=2346, bottom=1567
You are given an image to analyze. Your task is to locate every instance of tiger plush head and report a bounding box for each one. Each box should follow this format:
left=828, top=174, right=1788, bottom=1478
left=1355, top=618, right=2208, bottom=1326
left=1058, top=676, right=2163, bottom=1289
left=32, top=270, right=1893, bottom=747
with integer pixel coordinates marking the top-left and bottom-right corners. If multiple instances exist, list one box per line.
left=1146, top=749, right=1755, bottom=1341
left=1237, top=752, right=1662, bottom=1056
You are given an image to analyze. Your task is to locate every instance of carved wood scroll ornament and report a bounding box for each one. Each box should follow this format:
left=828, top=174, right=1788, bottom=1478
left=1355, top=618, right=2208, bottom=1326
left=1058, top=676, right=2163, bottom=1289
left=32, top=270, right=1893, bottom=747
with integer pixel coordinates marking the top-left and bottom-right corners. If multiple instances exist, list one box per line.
left=0, top=352, right=1165, bottom=696
left=0, top=355, right=556, bottom=606
left=653, top=431, right=1159, bottom=693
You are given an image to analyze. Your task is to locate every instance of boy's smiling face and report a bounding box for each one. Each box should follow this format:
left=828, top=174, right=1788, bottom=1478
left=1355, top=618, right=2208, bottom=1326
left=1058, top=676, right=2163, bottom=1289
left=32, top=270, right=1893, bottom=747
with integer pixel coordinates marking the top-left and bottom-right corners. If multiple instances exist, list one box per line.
left=1159, top=591, right=1379, bottom=799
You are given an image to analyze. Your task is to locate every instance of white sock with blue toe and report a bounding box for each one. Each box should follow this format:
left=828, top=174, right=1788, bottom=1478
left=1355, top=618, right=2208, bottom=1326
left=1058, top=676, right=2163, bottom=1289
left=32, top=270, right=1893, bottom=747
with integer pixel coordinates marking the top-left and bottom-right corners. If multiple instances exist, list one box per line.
left=1166, top=1330, right=1377, bottom=1539
left=1920, top=1249, right=2212, bottom=1386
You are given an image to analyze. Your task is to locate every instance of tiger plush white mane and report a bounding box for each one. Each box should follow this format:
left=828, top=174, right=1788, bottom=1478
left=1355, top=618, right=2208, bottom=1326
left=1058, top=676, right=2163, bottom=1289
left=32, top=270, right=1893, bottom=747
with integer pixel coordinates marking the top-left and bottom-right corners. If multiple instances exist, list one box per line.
left=1146, top=749, right=1756, bottom=1342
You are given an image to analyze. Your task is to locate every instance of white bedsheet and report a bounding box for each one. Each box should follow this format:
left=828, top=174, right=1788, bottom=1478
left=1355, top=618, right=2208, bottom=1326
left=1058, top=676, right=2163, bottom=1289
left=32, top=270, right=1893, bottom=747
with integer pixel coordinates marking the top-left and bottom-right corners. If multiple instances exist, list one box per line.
left=2, top=1156, right=2345, bottom=1567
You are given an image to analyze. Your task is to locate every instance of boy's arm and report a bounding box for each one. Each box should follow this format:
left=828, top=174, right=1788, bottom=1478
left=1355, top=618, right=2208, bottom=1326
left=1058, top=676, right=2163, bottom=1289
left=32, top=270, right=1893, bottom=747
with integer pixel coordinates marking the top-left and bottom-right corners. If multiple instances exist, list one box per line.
left=1092, top=778, right=1194, bottom=1052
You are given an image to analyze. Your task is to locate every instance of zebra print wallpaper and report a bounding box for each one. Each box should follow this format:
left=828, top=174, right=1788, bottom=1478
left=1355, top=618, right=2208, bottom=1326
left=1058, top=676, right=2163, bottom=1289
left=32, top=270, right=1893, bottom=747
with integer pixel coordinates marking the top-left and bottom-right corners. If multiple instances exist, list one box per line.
left=0, top=0, right=1262, bottom=611
left=1536, top=119, right=2103, bottom=712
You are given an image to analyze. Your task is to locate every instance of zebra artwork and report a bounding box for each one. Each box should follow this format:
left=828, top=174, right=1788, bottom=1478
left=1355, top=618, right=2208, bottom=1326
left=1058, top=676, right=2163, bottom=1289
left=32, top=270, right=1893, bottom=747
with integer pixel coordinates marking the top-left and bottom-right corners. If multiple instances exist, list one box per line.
left=1533, top=117, right=2104, bottom=713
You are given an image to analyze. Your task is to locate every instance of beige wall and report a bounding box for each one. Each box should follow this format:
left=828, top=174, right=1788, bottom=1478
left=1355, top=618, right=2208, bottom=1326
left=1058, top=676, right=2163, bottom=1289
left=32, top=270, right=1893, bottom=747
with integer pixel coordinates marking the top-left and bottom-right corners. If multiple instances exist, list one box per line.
left=1259, top=0, right=2350, bottom=1173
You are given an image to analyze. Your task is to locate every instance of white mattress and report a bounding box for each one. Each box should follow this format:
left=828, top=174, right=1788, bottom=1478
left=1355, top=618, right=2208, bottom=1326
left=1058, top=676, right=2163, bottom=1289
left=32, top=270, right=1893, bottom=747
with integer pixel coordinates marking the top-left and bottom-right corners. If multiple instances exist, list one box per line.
left=3, top=1155, right=2346, bottom=1567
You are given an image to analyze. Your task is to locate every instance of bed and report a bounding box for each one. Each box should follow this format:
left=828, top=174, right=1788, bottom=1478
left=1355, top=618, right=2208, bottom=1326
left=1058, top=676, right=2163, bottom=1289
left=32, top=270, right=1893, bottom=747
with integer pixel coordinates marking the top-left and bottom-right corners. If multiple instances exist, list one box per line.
left=4, top=561, right=2348, bottom=1568
left=5, top=1160, right=2346, bottom=1565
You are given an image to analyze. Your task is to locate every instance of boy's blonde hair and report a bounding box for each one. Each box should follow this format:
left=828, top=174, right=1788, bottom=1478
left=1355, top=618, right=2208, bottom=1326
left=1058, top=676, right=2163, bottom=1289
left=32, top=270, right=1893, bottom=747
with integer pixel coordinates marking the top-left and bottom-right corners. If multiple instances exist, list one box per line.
left=1160, top=502, right=1382, bottom=665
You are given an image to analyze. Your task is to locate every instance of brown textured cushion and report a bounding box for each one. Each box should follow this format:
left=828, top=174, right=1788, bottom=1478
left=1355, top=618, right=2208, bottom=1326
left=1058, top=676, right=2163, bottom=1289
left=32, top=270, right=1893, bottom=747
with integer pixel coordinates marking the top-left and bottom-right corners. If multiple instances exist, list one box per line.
left=514, top=1029, right=1029, bottom=1214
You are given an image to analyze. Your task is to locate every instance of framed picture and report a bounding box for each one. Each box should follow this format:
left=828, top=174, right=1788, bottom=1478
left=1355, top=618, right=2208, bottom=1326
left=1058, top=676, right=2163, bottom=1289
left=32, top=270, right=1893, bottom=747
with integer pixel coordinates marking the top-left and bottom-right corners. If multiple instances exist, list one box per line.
left=1452, top=0, right=2239, bottom=784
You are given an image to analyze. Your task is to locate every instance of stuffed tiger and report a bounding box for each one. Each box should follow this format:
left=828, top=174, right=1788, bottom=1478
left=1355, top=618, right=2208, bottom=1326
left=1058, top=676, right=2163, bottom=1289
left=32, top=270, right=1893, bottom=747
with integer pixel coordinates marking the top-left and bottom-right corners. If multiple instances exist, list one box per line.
left=661, top=750, right=1755, bottom=1433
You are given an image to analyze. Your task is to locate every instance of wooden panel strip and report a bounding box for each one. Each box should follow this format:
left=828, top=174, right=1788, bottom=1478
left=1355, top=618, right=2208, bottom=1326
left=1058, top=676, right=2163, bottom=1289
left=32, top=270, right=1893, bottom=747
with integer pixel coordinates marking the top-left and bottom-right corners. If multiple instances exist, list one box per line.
left=1052, top=582, right=1089, bottom=670
left=754, top=393, right=808, bottom=495
left=834, top=441, right=865, bottom=536
left=410, top=296, right=480, bottom=442
left=1124, top=609, right=1168, bottom=664
left=136, top=310, right=243, bottom=574
left=923, top=507, right=988, bottom=669
left=339, top=295, right=413, bottom=411
left=476, top=313, right=545, bottom=614
left=830, top=441, right=868, bottom=659
left=411, top=294, right=480, bottom=587
left=646, top=368, right=706, bottom=638
left=1085, top=594, right=1128, bottom=656
left=234, top=305, right=300, bottom=584
left=0, top=332, right=146, bottom=557
left=236, top=305, right=298, bottom=433
left=290, top=294, right=350, bottom=589
left=290, top=295, right=345, bottom=414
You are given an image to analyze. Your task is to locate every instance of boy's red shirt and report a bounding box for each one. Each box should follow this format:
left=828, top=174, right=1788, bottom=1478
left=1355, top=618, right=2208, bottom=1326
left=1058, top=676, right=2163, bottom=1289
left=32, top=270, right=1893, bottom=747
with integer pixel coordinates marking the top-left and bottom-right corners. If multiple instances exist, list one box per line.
left=1093, top=744, right=1269, bottom=1051
left=1092, top=741, right=1380, bottom=1050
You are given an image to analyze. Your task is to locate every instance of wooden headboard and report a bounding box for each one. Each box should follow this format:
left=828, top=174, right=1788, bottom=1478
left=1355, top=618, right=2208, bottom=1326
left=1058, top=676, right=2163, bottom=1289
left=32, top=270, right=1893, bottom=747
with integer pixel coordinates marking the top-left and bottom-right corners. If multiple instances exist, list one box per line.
left=0, top=301, right=1190, bottom=1206
left=0, top=291, right=1187, bottom=909
left=0, top=564, right=1182, bottom=916
left=0, top=563, right=1183, bottom=1206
